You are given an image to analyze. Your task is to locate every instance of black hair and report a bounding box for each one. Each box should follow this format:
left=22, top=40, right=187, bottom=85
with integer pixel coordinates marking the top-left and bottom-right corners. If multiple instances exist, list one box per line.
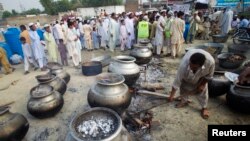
left=20, top=37, right=26, bottom=41
left=177, top=11, right=184, bottom=18
left=68, top=21, right=74, bottom=27
left=111, top=13, right=116, bottom=18
left=190, top=53, right=206, bottom=66
left=20, top=25, right=26, bottom=30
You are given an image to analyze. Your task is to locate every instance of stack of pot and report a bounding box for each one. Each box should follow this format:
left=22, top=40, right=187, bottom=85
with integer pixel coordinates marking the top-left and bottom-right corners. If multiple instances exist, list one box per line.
left=130, top=40, right=153, bottom=65
left=27, top=62, right=70, bottom=118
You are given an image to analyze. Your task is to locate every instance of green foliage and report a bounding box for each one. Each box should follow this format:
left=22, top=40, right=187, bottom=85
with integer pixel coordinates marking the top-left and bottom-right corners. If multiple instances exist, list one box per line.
left=80, top=0, right=123, bottom=7
left=2, top=11, right=12, bottom=19
left=39, top=0, right=123, bottom=15
left=23, top=8, right=42, bottom=15
left=11, top=9, right=18, bottom=15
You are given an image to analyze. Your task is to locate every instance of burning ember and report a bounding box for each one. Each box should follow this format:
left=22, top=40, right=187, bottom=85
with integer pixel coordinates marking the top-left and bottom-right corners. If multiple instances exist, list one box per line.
left=77, top=117, right=115, bottom=138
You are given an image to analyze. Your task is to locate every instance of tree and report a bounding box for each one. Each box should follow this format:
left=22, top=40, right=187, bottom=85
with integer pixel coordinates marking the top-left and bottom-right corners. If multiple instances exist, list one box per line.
left=24, top=8, right=42, bottom=15
left=40, top=0, right=56, bottom=15
left=2, top=11, right=12, bottom=19
left=11, top=9, right=18, bottom=16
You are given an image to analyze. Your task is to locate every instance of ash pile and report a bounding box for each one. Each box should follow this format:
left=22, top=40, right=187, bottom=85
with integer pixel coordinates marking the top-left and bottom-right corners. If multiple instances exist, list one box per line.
left=123, top=57, right=168, bottom=140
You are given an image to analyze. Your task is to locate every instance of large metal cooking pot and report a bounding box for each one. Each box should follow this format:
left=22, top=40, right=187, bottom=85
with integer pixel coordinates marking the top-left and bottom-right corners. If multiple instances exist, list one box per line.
left=212, top=34, right=228, bottom=43
left=36, top=74, right=67, bottom=95
left=130, top=47, right=152, bottom=65
left=208, top=72, right=231, bottom=97
left=0, top=106, right=29, bottom=141
left=82, top=61, right=102, bottom=76
left=185, top=43, right=224, bottom=56
left=69, top=107, right=130, bottom=141
left=217, top=53, right=246, bottom=69
left=228, top=44, right=250, bottom=55
left=88, top=73, right=131, bottom=114
left=226, top=82, right=250, bottom=113
left=47, top=62, right=70, bottom=84
left=108, top=56, right=140, bottom=87
left=27, top=85, right=64, bottom=118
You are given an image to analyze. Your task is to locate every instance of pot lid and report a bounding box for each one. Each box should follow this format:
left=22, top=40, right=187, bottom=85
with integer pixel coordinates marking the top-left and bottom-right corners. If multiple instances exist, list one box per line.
left=224, top=72, right=239, bottom=82
left=97, top=73, right=125, bottom=85
left=30, top=85, right=53, bottom=98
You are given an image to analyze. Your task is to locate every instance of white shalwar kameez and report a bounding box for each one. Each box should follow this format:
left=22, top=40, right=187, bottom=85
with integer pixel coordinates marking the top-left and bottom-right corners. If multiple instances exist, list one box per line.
left=29, top=30, right=46, bottom=68
left=108, top=18, right=117, bottom=52
left=125, top=17, right=135, bottom=49
left=67, top=28, right=79, bottom=66
left=173, top=49, right=215, bottom=108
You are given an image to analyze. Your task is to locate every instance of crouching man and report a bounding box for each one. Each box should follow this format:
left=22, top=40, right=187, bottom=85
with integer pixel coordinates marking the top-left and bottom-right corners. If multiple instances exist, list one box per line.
left=168, top=49, right=215, bottom=119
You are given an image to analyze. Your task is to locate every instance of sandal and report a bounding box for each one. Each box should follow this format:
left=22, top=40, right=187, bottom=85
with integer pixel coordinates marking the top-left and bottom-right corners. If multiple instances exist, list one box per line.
left=175, top=101, right=189, bottom=108
left=201, top=108, right=209, bottom=119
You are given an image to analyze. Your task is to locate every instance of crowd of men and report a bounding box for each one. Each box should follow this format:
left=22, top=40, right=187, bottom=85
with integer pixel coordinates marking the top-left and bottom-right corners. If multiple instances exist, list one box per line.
left=0, top=7, right=250, bottom=75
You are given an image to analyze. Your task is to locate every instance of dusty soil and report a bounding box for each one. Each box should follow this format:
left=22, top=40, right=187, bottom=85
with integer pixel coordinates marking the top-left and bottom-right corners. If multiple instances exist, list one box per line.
left=0, top=39, right=250, bottom=141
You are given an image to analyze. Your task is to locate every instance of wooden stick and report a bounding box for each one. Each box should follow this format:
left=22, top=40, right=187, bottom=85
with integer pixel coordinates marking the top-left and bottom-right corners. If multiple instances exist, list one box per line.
left=137, top=90, right=169, bottom=98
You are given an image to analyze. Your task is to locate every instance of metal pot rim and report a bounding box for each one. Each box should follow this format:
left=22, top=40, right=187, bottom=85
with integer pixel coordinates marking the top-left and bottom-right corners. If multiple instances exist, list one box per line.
left=97, top=73, right=125, bottom=86
left=233, top=81, right=250, bottom=89
left=69, top=107, right=123, bottom=141
left=0, top=106, right=10, bottom=115
left=30, top=85, right=54, bottom=98
left=113, top=55, right=136, bottom=63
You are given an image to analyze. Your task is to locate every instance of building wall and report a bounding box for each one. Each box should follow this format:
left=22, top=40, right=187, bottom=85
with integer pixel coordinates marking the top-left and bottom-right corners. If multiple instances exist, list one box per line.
left=125, top=0, right=139, bottom=12
left=5, top=15, right=58, bottom=26
left=77, top=5, right=125, bottom=18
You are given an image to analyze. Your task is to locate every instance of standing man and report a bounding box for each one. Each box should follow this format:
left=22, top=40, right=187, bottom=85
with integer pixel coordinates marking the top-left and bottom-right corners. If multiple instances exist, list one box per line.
left=186, top=11, right=201, bottom=44
left=219, top=7, right=233, bottom=35
left=29, top=23, right=46, bottom=71
left=137, top=16, right=150, bottom=43
left=82, top=20, right=93, bottom=51
left=168, top=49, right=215, bottom=119
left=44, top=24, right=58, bottom=62
left=155, top=11, right=166, bottom=57
left=54, top=21, right=65, bottom=45
left=165, top=11, right=174, bottom=56
left=98, top=18, right=109, bottom=50
left=108, top=13, right=117, bottom=52
left=170, top=11, right=185, bottom=59
left=125, top=12, right=135, bottom=49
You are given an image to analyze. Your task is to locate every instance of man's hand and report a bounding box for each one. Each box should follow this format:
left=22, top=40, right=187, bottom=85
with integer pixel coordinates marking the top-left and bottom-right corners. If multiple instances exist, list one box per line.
left=168, top=87, right=177, bottom=102
left=197, top=84, right=206, bottom=93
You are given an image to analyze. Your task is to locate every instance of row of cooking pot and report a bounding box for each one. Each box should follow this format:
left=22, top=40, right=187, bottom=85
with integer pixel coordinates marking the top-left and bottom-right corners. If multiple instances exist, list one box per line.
left=0, top=44, right=153, bottom=141
left=0, top=64, right=70, bottom=141
left=208, top=72, right=250, bottom=113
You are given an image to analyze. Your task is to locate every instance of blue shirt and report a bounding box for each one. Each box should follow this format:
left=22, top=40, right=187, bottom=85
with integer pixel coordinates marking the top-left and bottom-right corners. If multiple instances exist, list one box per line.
left=239, top=19, right=249, bottom=28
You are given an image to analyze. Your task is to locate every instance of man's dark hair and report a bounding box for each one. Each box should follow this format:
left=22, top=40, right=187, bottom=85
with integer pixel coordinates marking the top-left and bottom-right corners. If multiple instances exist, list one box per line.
left=20, top=37, right=26, bottom=41
left=177, top=11, right=184, bottom=18
left=190, top=53, right=206, bottom=66
left=20, top=25, right=26, bottom=30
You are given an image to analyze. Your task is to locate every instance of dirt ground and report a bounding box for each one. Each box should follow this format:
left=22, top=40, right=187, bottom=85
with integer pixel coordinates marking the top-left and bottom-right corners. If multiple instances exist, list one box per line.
left=0, top=39, right=250, bottom=141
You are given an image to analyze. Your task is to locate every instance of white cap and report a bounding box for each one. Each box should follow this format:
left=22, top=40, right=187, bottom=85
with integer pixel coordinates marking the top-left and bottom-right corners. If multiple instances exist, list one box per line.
left=126, top=12, right=132, bottom=16
left=43, top=24, right=50, bottom=28
left=28, top=22, right=34, bottom=27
